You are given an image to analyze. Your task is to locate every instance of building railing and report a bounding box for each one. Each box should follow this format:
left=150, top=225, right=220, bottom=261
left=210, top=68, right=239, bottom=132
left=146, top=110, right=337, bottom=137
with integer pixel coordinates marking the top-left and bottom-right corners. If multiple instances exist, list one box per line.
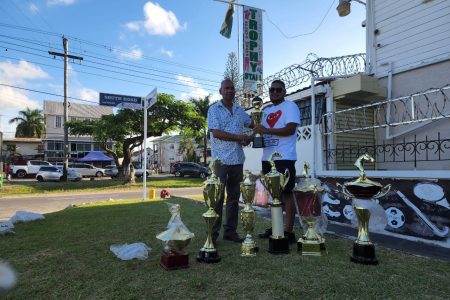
left=324, top=133, right=450, bottom=169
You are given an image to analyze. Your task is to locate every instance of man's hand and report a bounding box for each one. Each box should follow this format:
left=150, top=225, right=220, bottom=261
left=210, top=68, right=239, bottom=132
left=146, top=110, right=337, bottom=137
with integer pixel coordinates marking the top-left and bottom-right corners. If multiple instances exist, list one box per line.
left=253, top=124, right=267, bottom=135
left=239, top=134, right=252, bottom=146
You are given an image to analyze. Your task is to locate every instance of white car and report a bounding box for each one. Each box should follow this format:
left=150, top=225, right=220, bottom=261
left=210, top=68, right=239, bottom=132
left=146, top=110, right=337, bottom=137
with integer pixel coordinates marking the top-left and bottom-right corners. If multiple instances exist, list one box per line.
left=36, top=166, right=82, bottom=182
left=67, top=163, right=105, bottom=177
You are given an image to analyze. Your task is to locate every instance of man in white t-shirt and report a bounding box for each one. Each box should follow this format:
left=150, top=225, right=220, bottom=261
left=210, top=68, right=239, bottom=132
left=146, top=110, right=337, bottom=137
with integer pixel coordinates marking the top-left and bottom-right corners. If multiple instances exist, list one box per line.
left=253, top=79, right=300, bottom=243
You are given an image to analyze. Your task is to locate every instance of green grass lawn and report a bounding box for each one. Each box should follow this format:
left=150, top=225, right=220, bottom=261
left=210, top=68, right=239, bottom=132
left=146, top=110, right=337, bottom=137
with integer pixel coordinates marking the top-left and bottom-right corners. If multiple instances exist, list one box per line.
left=0, top=176, right=204, bottom=196
left=1, top=198, right=449, bottom=299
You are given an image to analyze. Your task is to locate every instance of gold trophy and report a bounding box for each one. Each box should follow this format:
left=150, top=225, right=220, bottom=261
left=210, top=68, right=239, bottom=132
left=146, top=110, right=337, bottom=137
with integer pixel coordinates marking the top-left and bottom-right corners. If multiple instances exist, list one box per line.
left=336, top=154, right=391, bottom=265
left=156, top=203, right=195, bottom=270
left=260, top=151, right=290, bottom=254
left=293, top=162, right=326, bottom=256
left=197, top=159, right=223, bottom=263
left=251, top=96, right=265, bottom=148
left=240, top=170, right=258, bottom=256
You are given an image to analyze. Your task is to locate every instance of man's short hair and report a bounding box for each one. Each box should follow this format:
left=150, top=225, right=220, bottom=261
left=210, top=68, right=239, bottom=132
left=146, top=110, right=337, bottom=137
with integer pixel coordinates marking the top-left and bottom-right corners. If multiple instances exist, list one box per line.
left=271, top=79, right=285, bottom=89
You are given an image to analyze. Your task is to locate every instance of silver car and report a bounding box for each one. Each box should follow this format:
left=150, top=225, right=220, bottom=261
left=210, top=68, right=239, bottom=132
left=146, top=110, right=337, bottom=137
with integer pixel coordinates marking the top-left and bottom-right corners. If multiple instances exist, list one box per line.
left=36, top=166, right=82, bottom=182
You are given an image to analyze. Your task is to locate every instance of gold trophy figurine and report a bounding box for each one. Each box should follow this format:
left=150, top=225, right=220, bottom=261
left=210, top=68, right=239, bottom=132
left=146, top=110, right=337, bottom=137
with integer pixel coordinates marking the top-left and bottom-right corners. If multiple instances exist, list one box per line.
left=336, top=154, right=391, bottom=265
left=251, top=96, right=265, bottom=148
left=260, top=151, right=290, bottom=254
left=240, top=170, right=258, bottom=256
left=293, top=162, right=326, bottom=256
left=197, top=159, right=223, bottom=263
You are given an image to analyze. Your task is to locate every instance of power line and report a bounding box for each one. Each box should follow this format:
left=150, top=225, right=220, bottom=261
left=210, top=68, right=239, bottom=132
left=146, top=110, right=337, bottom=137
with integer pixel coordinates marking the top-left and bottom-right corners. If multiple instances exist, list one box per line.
left=264, top=0, right=337, bottom=39
left=0, top=22, right=223, bottom=75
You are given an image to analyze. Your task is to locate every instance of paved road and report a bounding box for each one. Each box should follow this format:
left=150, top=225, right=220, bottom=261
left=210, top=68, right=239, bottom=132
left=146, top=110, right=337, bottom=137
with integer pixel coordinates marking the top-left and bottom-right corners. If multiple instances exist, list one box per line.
left=0, top=187, right=202, bottom=222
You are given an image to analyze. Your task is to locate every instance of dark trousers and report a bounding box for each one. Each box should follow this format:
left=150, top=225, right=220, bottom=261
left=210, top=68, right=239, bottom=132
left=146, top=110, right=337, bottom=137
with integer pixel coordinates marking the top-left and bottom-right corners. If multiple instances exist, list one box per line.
left=212, top=164, right=243, bottom=239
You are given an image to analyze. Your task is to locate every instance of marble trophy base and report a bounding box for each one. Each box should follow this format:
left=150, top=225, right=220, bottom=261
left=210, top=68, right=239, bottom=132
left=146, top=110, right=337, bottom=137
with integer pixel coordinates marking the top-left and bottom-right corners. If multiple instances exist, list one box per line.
left=197, top=249, right=221, bottom=263
left=268, top=236, right=289, bottom=254
left=160, top=252, right=189, bottom=270
left=297, top=239, right=327, bottom=256
left=252, top=136, right=265, bottom=148
left=350, top=243, right=378, bottom=265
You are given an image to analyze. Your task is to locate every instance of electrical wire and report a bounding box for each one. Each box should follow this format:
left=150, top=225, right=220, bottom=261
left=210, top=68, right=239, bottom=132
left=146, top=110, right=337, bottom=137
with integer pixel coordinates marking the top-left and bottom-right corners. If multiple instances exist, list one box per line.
left=264, top=0, right=337, bottom=39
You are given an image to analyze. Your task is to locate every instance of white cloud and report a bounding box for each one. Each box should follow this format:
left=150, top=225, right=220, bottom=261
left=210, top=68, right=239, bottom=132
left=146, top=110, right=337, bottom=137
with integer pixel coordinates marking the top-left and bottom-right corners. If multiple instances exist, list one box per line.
left=125, top=1, right=186, bottom=36
left=0, top=60, right=48, bottom=83
left=77, top=88, right=98, bottom=102
left=114, top=45, right=143, bottom=60
left=47, top=0, right=77, bottom=6
left=160, top=48, right=174, bottom=58
left=29, top=3, right=39, bottom=14
left=176, top=75, right=220, bottom=102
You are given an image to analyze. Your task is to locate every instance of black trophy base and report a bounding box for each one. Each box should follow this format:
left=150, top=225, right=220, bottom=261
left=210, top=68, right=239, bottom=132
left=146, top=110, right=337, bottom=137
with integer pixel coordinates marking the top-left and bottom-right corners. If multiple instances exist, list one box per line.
left=160, top=252, right=189, bottom=270
left=268, top=236, right=290, bottom=254
left=350, top=243, right=378, bottom=265
left=196, top=250, right=221, bottom=263
left=297, top=240, right=327, bottom=256
left=252, top=136, right=265, bottom=148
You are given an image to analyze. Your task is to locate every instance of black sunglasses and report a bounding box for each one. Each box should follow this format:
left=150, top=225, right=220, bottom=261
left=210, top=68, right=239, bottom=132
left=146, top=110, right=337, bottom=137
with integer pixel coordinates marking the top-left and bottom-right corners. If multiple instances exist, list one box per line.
left=269, top=87, right=283, bottom=93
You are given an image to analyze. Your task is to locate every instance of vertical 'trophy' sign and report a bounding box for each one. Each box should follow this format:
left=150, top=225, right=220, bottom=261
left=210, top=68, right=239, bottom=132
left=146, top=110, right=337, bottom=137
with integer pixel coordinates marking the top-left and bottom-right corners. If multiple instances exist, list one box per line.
left=243, top=6, right=263, bottom=95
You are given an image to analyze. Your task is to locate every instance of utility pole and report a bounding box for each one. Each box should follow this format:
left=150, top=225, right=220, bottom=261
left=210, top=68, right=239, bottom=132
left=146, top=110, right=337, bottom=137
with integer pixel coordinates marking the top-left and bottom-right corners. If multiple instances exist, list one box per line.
left=49, top=36, right=83, bottom=181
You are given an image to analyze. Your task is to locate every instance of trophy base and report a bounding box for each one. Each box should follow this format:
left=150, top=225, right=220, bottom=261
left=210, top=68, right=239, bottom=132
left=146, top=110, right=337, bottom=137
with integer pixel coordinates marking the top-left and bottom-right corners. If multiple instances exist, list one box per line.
left=241, top=243, right=259, bottom=257
left=268, top=236, right=290, bottom=254
left=297, top=239, right=327, bottom=256
left=252, top=136, right=265, bottom=148
left=350, top=243, right=378, bottom=265
left=196, top=250, right=221, bottom=263
left=160, top=252, right=189, bottom=270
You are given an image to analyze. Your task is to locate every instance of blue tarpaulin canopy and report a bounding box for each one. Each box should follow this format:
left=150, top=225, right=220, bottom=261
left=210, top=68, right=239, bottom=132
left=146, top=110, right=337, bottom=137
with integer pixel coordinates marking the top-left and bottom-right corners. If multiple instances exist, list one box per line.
left=78, top=151, right=113, bottom=162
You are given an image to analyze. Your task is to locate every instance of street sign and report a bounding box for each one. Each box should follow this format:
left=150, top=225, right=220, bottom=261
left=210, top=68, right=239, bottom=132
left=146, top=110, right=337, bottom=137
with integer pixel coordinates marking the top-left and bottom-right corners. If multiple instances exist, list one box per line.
left=144, top=88, right=157, bottom=109
left=99, top=93, right=142, bottom=110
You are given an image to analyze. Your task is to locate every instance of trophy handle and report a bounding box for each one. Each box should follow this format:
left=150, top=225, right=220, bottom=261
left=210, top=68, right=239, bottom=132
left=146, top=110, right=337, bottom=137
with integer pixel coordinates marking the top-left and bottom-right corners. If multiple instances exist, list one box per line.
left=336, top=182, right=353, bottom=198
left=373, top=184, right=391, bottom=199
left=281, top=169, right=290, bottom=190
left=259, top=173, right=268, bottom=191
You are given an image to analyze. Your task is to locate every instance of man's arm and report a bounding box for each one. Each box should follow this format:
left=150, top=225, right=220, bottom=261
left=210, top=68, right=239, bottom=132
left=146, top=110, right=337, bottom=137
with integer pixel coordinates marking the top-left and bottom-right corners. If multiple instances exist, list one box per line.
left=210, top=129, right=251, bottom=143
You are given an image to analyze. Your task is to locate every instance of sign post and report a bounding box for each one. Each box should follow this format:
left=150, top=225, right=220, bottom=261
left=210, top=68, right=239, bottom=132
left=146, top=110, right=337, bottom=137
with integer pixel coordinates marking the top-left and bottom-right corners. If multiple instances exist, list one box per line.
left=143, top=88, right=158, bottom=200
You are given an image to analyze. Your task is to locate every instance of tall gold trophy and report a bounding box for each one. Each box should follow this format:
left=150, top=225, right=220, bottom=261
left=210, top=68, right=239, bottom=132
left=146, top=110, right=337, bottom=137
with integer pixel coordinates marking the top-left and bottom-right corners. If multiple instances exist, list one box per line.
left=336, top=154, right=391, bottom=265
left=197, top=159, right=223, bottom=263
left=293, top=163, right=326, bottom=256
left=261, top=151, right=290, bottom=254
left=240, top=170, right=258, bottom=256
left=251, top=96, right=265, bottom=148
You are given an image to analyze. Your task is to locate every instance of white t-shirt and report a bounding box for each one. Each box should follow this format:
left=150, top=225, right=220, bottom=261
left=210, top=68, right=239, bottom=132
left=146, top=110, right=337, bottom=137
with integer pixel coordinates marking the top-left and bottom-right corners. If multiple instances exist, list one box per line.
left=261, top=100, right=300, bottom=161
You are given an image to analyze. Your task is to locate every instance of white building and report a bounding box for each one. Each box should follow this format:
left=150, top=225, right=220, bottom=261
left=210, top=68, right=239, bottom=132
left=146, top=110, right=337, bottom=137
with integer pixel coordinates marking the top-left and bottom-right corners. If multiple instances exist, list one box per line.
left=43, top=100, right=113, bottom=162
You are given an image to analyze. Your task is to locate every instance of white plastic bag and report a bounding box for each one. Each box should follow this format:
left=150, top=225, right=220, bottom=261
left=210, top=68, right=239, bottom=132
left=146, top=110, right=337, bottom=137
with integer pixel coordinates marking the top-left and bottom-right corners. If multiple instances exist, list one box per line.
left=254, top=178, right=270, bottom=207
left=9, top=211, right=45, bottom=224
left=110, top=242, right=151, bottom=260
left=0, top=221, right=14, bottom=236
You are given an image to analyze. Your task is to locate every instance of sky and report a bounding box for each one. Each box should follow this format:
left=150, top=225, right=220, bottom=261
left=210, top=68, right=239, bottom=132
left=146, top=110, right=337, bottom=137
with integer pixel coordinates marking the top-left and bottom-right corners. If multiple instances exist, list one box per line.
left=0, top=0, right=366, bottom=136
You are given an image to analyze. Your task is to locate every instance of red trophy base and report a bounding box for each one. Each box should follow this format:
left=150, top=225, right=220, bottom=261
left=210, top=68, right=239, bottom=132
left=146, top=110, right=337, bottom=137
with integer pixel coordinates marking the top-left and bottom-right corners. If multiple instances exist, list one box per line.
left=160, top=252, right=189, bottom=270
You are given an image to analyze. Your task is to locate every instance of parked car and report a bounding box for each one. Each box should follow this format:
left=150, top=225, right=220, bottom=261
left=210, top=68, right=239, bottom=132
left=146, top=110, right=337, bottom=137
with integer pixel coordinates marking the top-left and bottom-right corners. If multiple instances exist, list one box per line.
left=104, top=165, right=119, bottom=177
left=132, top=163, right=150, bottom=178
left=171, top=162, right=210, bottom=178
left=36, top=166, right=82, bottom=182
left=67, top=163, right=105, bottom=177
left=12, top=160, right=53, bottom=178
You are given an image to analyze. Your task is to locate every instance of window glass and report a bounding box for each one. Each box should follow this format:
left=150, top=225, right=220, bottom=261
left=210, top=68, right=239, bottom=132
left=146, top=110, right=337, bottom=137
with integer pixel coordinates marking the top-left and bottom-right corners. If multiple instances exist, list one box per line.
left=30, top=161, right=39, bottom=165
left=56, top=115, right=62, bottom=128
left=296, top=95, right=326, bottom=127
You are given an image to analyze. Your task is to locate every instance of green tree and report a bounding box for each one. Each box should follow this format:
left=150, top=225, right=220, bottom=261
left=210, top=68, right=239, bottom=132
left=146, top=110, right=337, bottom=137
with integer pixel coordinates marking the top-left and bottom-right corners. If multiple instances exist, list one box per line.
left=224, top=52, right=241, bottom=91
left=67, top=93, right=195, bottom=183
left=9, top=108, right=45, bottom=138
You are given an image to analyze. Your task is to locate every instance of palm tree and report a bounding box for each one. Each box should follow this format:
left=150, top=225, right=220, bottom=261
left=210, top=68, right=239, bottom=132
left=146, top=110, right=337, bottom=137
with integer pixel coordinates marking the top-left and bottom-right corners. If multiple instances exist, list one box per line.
left=9, top=108, right=45, bottom=138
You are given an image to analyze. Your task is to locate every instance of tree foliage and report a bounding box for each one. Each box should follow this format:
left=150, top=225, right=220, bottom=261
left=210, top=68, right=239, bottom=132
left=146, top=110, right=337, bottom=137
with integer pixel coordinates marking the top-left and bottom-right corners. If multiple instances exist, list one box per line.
left=9, top=108, right=45, bottom=138
left=223, top=52, right=241, bottom=91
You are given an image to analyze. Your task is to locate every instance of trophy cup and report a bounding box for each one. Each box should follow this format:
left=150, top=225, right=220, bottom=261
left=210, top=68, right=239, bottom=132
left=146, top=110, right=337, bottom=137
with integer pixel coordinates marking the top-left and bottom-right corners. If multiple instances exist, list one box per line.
left=336, top=154, right=391, bottom=265
left=156, top=203, right=195, bottom=270
left=240, top=170, right=258, bottom=256
left=251, top=96, right=265, bottom=148
left=260, top=151, right=290, bottom=254
left=197, top=159, right=223, bottom=263
left=293, top=162, right=327, bottom=256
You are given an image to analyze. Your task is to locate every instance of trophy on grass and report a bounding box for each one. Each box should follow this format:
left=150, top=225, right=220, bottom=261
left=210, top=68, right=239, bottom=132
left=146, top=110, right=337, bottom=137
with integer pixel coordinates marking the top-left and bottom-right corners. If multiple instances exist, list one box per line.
left=293, top=162, right=327, bottom=256
left=251, top=96, right=265, bottom=148
left=197, top=159, right=223, bottom=263
left=156, top=203, right=195, bottom=270
left=336, top=154, right=391, bottom=265
left=240, top=170, right=258, bottom=256
left=260, top=151, right=290, bottom=254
